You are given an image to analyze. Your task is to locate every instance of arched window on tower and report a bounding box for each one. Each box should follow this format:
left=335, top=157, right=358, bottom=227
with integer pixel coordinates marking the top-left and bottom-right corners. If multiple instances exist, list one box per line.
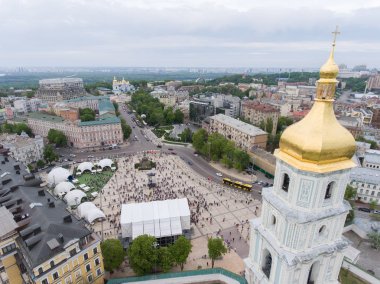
left=307, top=261, right=320, bottom=284
left=282, top=174, right=290, bottom=192
left=261, top=249, right=272, bottom=279
left=324, top=182, right=334, bottom=199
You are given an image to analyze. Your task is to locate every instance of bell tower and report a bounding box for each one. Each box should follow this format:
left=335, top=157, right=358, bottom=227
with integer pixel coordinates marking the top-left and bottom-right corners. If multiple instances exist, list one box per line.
left=244, top=29, right=356, bottom=284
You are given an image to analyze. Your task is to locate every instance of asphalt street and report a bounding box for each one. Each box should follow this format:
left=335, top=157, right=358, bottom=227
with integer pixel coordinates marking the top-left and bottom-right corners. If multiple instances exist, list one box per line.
left=56, top=105, right=270, bottom=200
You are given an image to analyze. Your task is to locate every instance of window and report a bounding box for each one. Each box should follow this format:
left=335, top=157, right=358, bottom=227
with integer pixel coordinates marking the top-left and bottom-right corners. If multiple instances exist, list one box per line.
left=261, top=250, right=272, bottom=279
left=69, top=249, right=76, bottom=257
left=281, top=174, right=290, bottom=192
left=75, top=270, right=81, bottom=279
left=65, top=276, right=72, bottom=284
left=53, top=272, right=59, bottom=280
left=86, top=264, right=91, bottom=272
left=84, top=253, right=89, bottom=261
left=372, top=191, right=375, bottom=196
left=318, top=225, right=326, bottom=237
left=38, top=267, right=43, bottom=275
left=96, top=268, right=102, bottom=276
left=50, top=261, right=55, bottom=268
left=95, top=258, right=100, bottom=266
left=93, top=247, right=98, bottom=255
left=2, top=243, right=16, bottom=254
left=324, top=182, right=334, bottom=199
left=87, top=274, right=93, bottom=283
left=271, top=215, right=276, bottom=226
left=42, top=279, right=48, bottom=284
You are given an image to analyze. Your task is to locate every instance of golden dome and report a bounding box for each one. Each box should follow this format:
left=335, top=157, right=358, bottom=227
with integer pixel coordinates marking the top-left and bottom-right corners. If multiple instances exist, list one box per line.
left=319, top=50, right=339, bottom=80
left=276, top=41, right=356, bottom=173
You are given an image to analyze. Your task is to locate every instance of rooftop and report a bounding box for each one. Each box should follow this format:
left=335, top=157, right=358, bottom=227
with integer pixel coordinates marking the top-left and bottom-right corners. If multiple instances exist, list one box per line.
left=27, top=112, right=65, bottom=123
left=0, top=206, right=18, bottom=238
left=364, top=150, right=380, bottom=164
left=0, top=155, right=92, bottom=267
left=350, top=167, right=380, bottom=184
left=210, top=114, right=267, bottom=136
left=243, top=101, right=278, bottom=113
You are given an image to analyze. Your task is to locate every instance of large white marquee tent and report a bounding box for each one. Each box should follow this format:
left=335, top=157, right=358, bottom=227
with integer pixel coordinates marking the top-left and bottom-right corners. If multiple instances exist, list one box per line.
left=64, top=190, right=86, bottom=206
left=47, top=167, right=71, bottom=187
left=77, top=202, right=105, bottom=223
left=120, top=198, right=190, bottom=240
left=54, top=181, right=75, bottom=196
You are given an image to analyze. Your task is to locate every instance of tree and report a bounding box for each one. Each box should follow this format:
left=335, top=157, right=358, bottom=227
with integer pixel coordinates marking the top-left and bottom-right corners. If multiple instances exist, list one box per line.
left=356, top=136, right=378, bottom=149
left=209, top=133, right=227, bottom=161
left=265, top=118, right=273, bottom=134
left=158, top=247, right=174, bottom=272
left=36, top=159, right=45, bottom=169
left=344, top=185, right=357, bottom=200
left=128, top=235, right=159, bottom=275
left=369, top=200, right=378, bottom=211
left=368, top=232, right=380, bottom=250
left=47, top=129, right=67, bottom=147
left=192, top=129, right=208, bottom=152
left=169, top=236, right=192, bottom=271
left=233, top=149, right=250, bottom=171
left=79, top=108, right=95, bottom=122
left=180, top=128, right=192, bottom=143
left=43, top=145, right=58, bottom=164
left=174, top=109, right=184, bottom=124
left=120, top=118, right=132, bottom=140
left=164, top=107, right=175, bottom=124
left=101, top=239, right=125, bottom=272
left=208, top=237, right=227, bottom=268
left=277, top=116, right=293, bottom=133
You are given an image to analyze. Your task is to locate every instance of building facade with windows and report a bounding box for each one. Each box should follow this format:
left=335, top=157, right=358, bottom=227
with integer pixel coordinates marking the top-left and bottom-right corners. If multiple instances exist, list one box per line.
left=27, top=112, right=123, bottom=148
left=241, top=102, right=280, bottom=135
left=206, top=114, right=268, bottom=151
left=350, top=167, right=380, bottom=204
left=245, top=44, right=356, bottom=283
left=0, top=132, right=44, bottom=166
left=0, top=156, right=104, bottom=284
left=36, top=78, right=87, bottom=103
left=112, top=77, right=135, bottom=94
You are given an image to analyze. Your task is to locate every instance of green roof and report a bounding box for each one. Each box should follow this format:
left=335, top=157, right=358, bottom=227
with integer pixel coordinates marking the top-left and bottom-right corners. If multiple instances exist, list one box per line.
left=78, top=116, right=120, bottom=126
left=99, top=98, right=115, bottom=113
left=27, top=112, right=65, bottom=123
left=65, top=95, right=110, bottom=103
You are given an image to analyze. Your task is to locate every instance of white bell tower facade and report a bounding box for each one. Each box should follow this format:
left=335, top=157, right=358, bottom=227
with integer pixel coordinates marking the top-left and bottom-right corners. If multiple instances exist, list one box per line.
left=244, top=33, right=357, bottom=284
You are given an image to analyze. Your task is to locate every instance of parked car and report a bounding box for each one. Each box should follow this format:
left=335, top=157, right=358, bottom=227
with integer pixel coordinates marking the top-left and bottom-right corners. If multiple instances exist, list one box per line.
left=358, top=207, right=371, bottom=213
left=374, top=210, right=380, bottom=214
left=216, top=172, right=223, bottom=177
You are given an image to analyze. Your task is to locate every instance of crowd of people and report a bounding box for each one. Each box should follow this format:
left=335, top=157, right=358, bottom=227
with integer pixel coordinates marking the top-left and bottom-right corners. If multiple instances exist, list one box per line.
left=92, top=152, right=261, bottom=248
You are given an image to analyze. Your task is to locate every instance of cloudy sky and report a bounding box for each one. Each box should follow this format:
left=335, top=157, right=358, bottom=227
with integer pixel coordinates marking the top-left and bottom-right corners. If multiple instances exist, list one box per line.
left=0, top=0, right=379, bottom=68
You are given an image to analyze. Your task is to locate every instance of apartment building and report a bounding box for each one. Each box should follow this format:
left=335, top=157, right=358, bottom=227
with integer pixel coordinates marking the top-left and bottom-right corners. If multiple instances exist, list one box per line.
left=27, top=112, right=123, bottom=148
left=0, top=132, right=44, bottom=166
left=241, top=101, right=279, bottom=135
left=0, top=156, right=104, bottom=284
left=36, top=78, right=87, bottom=103
left=206, top=114, right=268, bottom=151
left=363, top=150, right=380, bottom=169
left=350, top=167, right=380, bottom=204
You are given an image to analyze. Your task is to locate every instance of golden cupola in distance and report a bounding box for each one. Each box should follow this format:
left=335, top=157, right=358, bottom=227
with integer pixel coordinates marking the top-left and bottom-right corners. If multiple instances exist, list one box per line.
left=274, top=41, right=356, bottom=173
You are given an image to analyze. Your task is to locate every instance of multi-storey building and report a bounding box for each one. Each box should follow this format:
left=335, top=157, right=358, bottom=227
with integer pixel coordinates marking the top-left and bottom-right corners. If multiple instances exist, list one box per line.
left=241, top=102, right=280, bottom=135
left=150, top=89, right=176, bottom=107
left=13, top=98, right=44, bottom=114
left=112, top=77, right=135, bottom=94
left=189, top=100, right=214, bottom=126
left=0, top=132, right=44, bottom=165
left=350, top=167, right=380, bottom=203
left=370, top=104, right=380, bottom=129
left=36, top=78, right=87, bottom=103
left=367, top=74, right=380, bottom=92
left=213, top=94, right=241, bottom=118
left=0, top=156, right=104, bottom=284
left=363, top=149, right=380, bottom=169
left=206, top=114, right=267, bottom=151
left=27, top=112, right=123, bottom=148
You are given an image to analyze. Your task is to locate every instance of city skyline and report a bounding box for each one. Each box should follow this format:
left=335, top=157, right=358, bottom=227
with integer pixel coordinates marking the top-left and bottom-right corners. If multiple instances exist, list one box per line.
left=0, top=0, right=379, bottom=68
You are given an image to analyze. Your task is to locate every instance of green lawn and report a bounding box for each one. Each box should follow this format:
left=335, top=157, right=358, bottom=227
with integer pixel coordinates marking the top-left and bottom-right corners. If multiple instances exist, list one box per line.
left=339, top=268, right=370, bottom=284
left=76, top=170, right=114, bottom=195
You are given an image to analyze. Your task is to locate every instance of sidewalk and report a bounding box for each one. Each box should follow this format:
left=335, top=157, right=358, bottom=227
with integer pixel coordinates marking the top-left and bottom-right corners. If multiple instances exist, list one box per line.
left=210, top=162, right=256, bottom=183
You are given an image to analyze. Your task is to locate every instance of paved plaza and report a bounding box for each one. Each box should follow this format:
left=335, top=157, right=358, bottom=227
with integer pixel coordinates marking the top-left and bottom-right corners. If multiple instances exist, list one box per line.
left=92, top=152, right=261, bottom=247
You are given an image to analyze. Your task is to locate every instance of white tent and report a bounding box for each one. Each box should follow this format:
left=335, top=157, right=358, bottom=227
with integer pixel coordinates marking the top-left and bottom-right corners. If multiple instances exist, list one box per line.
left=54, top=181, right=75, bottom=196
left=77, top=202, right=106, bottom=223
left=47, top=167, right=70, bottom=187
left=120, top=198, right=190, bottom=240
left=98, top=158, right=113, bottom=169
left=77, top=162, right=94, bottom=173
left=64, top=190, right=86, bottom=206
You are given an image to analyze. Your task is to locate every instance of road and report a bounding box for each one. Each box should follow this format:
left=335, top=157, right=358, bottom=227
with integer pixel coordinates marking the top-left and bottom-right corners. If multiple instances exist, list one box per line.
left=56, top=105, right=270, bottom=200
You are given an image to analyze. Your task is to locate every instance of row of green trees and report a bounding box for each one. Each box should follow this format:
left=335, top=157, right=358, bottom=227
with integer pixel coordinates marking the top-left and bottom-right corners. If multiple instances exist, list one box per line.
left=101, top=235, right=227, bottom=275
left=130, top=92, right=184, bottom=126
left=0, top=122, right=33, bottom=136
left=192, top=129, right=250, bottom=171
